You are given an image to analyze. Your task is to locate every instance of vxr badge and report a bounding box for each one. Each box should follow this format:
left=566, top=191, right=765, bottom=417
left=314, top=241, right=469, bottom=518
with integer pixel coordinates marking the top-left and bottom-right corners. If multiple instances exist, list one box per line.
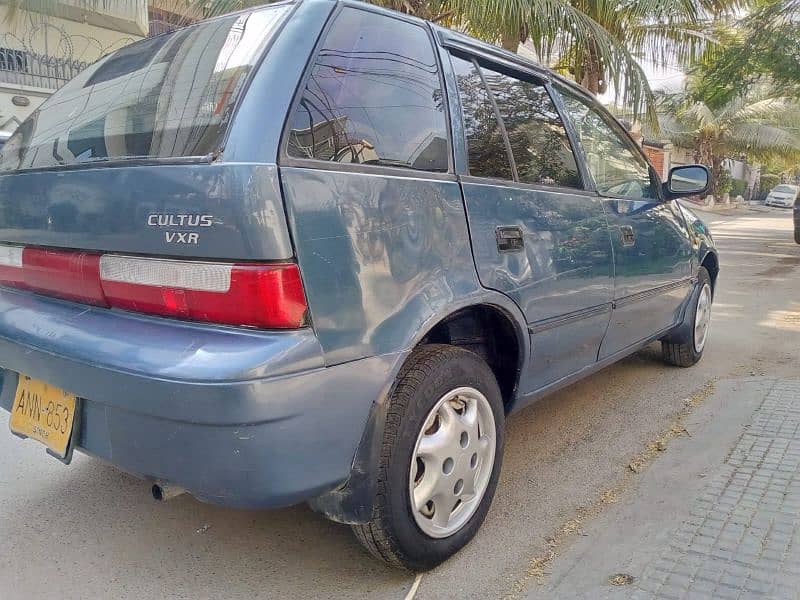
left=147, top=213, right=214, bottom=245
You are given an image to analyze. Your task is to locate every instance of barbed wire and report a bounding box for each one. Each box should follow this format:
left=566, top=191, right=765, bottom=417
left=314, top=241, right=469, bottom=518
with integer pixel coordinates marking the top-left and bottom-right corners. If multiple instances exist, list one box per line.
left=1, top=8, right=136, bottom=65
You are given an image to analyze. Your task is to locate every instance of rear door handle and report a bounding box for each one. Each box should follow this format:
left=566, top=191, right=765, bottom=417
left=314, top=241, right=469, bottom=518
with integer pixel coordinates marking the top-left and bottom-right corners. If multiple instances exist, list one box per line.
left=496, top=226, right=524, bottom=253
left=620, top=225, right=636, bottom=246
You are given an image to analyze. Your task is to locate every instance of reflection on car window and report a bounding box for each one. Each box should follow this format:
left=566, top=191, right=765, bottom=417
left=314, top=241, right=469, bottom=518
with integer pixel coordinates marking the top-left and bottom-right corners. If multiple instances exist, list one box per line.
left=450, top=55, right=513, bottom=180
left=481, top=66, right=581, bottom=188
left=559, top=89, right=657, bottom=200
left=287, top=8, right=448, bottom=172
left=0, top=6, right=289, bottom=171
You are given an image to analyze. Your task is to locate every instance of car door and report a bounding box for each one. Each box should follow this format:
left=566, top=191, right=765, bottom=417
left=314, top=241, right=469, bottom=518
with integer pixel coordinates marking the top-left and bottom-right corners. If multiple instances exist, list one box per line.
left=446, top=52, right=614, bottom=392
left=556, top=87, right=695, bottom=358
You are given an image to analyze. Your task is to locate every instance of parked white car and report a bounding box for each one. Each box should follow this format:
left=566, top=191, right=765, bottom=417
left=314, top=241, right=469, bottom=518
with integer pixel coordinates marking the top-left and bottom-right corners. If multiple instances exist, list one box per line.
left=765, top=184, right=800, bottom=208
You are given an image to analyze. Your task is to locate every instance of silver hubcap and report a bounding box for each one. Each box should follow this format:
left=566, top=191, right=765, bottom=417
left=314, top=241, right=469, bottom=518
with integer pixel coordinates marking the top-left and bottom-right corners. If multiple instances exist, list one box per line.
left=409, top=387, right=496, bottom=538
left=694, top=283, right=712, bottom=353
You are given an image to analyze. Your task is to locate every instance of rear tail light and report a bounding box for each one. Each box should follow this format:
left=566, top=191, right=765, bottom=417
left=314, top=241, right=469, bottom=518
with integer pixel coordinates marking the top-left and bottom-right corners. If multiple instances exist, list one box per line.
left=0, top=245, right=24, bottom=288
left=25, top=248, right=105, bottom=305
left=0, top=244, right=307, bottom=329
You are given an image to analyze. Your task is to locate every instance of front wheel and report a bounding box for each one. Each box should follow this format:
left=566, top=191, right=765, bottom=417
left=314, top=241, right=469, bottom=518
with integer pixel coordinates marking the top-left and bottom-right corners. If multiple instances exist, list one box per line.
left=662, top=267, right=712, bottom=367
left=352, top=345, right=505, bottom=571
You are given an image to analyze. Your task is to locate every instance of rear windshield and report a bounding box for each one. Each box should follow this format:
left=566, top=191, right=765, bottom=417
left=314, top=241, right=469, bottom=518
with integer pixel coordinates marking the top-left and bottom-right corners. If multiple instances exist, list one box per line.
left=0, top=4, right=290, bottom=172
left=774, top=185, right=797, bottom=193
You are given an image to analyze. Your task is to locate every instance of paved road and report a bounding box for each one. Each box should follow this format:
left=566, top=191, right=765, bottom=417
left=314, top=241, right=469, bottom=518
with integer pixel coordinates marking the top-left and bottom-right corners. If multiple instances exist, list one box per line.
left=0, top=205, right=798, bottom=600
left=528, top=376, right=800, bottom=599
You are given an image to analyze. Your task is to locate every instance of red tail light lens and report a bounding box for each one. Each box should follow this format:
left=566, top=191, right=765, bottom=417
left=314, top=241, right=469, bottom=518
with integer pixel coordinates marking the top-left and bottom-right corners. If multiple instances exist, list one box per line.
left=0, top=246, right=105, bottom=305
left=0, top=244, right=307, bottom=329
left=23, top=248, right=105, bottom=305
left=99, top=256, right=307, bottom=328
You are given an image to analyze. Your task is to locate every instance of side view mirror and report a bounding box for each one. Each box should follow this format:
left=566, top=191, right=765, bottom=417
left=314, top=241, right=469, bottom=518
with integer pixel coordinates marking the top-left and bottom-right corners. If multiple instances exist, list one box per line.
left=664, top=165, right=710, bottom=199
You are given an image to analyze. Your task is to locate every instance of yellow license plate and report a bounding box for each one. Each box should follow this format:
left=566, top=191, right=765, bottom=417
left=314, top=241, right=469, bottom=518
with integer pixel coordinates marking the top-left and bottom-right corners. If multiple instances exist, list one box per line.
left=9, top=375, right=77, bottom=459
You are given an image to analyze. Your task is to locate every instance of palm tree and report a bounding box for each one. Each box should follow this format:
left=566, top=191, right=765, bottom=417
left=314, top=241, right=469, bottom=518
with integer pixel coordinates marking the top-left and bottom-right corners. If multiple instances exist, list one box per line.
left=8, top=0, right=744, bottom=124
left=697, top=0, right=800, bottom=106
left=377, top=0, right=745, bottom=125
left=658, top=85, right=800, bottom=196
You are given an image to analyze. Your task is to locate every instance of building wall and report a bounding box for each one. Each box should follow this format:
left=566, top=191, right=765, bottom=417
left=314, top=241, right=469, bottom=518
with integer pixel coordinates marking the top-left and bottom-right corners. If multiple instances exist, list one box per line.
left=643, top=144, right=668, bottom=180
left=723, top=158, right=746, bottom=180
left=0, top=1, right=147, bottom=133
left=669, top=145, right=695, bottom=167
left=0, top=82, right=49, bottom=132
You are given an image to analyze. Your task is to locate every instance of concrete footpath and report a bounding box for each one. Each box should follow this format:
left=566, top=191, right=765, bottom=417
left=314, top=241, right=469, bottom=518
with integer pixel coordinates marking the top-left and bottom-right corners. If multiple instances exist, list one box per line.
left=527, top=377, right=800, bottom=599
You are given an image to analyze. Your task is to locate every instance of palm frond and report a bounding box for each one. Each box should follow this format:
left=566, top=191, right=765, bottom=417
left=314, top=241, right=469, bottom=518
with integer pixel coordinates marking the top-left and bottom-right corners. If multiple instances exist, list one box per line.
left=449, top=0, right=668, bottom=123
left=679, top=101, right=717, bottom=128
left=726, top=123, right=800, bottom=158
left=626, top=22, right=716, bottom=70
left=726, top=97, right=800, bottom=127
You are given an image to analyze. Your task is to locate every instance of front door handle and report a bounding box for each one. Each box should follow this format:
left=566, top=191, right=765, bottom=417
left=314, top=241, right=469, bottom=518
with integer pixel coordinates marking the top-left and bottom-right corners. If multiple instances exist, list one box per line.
left=496, top=226, right=524, bottom=253
left=620, top=225, right=636, bottom=247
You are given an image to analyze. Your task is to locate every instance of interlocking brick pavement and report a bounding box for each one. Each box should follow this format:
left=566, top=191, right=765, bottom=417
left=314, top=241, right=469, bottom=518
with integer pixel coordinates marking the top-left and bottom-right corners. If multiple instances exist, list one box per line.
left=628, top=380, right=800, bottom=599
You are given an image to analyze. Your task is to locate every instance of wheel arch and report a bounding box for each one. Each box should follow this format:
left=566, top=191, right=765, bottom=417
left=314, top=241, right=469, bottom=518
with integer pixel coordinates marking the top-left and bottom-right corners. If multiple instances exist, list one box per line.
left=308, top=298, right=528, bottom=524
left=700, top=250, right=719, bottom=296
left=414, top=303, right=526, bottom=411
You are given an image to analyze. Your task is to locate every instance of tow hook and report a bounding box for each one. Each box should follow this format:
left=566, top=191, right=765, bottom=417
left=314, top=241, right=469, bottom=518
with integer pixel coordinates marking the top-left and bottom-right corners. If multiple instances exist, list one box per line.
left=151, top=482, right=186, bottom=501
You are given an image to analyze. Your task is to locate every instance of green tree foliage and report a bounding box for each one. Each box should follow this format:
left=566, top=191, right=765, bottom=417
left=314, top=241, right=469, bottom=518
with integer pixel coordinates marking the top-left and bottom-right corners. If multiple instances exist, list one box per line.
left=659, top=84, right=800, bottom=196
left=698, top=0, right=800, bottom=106
left=758, top=173, right=782, bottom=199
left=378, top=0, right=745, bottom=126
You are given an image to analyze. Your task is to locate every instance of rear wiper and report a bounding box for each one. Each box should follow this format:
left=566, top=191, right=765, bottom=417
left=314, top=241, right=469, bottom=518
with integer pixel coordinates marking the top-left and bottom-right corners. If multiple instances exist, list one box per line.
left=362, top=158, right=410, bottom=167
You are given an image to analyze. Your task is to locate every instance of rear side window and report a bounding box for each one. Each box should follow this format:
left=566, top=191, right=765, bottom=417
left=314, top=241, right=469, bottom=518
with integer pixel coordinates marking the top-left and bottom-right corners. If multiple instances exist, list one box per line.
left=450, top=55, right=513, bottom=180
left=0, top=5, right=290, bottom=172
left=286, top=8, right=448, bottom=172
left=479, top=67, right=581, bottom=188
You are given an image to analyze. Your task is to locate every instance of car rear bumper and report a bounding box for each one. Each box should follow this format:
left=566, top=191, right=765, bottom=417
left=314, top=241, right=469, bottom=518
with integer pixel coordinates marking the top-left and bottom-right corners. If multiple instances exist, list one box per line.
left=0, top=288, right=396, bottom=509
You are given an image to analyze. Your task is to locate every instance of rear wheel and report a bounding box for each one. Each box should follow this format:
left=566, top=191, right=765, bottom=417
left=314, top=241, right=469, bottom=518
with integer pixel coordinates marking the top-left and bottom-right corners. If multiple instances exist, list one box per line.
left=352, top=345, right=504, bottom=571
left=662, top=267, right=712, bottom=367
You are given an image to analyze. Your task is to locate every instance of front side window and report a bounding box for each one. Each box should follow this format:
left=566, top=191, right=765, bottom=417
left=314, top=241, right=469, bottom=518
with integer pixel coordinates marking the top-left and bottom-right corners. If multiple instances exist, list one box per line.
left=0, top=5, right=290, bottom=171
left=559, top=89, right=658, bottom=200
left=286, top=8, right=448, bottom=172
left=480, top=66, right=582, bottom=188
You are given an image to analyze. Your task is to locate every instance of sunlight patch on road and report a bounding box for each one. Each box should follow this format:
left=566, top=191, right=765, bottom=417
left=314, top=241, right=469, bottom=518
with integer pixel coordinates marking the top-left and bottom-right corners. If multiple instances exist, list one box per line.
left=759, top=308, right=800, bottom=333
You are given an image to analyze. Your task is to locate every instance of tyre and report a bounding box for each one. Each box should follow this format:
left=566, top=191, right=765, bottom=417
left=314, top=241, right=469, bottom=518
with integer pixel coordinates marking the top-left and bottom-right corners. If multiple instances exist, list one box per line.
left=662, top=267, right=712, bottom=367
left=352, top=344, right=505, bottom=571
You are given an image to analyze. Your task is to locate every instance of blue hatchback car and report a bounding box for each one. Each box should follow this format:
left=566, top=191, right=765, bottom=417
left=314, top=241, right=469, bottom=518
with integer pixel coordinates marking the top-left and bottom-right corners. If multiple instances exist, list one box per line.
left=0, top=0, right=717, bottom=570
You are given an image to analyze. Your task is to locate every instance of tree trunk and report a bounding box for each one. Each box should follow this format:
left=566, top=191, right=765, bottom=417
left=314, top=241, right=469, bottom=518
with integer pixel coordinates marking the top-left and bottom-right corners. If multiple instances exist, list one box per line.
left=501, top=30, right=520, bottom=53
left=580, top=69, right=600, bottom=95
left=578, top=40, right=607, bottom=95
left=710, top=154, right=724, bottom=199
left=694, top=138, right=716, bottom=197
